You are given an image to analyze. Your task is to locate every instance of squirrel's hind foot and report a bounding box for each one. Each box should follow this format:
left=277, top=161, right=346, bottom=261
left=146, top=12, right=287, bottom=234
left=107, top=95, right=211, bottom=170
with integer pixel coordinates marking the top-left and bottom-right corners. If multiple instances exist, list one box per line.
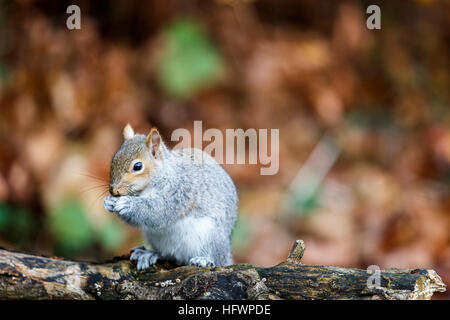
left=189, top=256, right=215, bottom=268
left=130, top=246, right=159, bottom=270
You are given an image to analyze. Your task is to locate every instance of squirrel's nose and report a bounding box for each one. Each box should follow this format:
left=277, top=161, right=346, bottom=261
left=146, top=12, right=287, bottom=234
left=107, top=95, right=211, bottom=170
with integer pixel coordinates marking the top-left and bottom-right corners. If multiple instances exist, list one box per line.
left=110, top=186, right=120, bottom=197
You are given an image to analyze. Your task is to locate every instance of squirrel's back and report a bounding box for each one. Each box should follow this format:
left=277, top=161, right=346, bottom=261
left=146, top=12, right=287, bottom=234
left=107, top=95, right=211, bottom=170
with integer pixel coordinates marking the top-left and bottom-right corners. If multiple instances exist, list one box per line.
left=169, top=147, right=238, bottom=223
left=146, top=147, right=238, bottom=266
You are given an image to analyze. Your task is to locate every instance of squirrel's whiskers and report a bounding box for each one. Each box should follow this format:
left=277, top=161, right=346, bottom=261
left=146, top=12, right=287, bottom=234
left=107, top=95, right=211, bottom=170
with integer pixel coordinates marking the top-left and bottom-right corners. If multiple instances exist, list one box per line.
left=76, top=172, right=111, bottom=209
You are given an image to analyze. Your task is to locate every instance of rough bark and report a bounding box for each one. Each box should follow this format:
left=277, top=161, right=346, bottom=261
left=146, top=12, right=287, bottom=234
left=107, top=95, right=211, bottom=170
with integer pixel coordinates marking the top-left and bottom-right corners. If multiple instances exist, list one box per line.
left=0, top=240, right=446, bottom=300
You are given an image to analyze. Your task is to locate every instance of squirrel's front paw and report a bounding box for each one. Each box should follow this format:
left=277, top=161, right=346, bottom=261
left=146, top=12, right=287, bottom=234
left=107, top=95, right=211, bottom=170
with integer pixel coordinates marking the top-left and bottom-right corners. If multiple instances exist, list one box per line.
left=103, top=195, right=117, bottom=213
left=130, top=247, right=159, bottom=270
left=189, top=256, right=215, bottom=268
left=113, top=196, right=134, bottom=216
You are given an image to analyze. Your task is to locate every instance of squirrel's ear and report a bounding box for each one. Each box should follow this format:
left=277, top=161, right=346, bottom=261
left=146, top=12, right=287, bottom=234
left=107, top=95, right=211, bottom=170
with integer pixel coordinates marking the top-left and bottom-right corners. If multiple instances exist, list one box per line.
left=123, top=123, right=135, bottom=140
left=146, top=128, right=162, bottom=158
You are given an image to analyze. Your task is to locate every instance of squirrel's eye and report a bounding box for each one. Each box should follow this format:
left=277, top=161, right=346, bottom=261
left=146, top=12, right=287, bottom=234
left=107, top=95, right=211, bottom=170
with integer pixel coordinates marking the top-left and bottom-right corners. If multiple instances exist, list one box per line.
left=132, top=161, right=143, bottom=172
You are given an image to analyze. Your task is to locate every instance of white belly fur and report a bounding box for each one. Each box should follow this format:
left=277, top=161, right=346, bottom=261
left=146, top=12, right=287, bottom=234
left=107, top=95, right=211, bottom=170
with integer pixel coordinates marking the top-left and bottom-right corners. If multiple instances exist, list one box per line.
left=143, top=214, right=215, bottom=264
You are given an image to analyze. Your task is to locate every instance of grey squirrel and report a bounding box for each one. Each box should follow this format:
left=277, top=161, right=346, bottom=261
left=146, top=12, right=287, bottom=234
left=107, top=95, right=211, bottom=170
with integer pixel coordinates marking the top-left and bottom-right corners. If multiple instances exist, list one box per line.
left=103, top=124, right=238, bottom=270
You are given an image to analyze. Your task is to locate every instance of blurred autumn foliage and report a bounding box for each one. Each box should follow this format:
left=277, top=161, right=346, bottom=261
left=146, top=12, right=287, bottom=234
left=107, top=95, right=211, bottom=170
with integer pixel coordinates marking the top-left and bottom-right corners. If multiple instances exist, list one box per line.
left=0, top=0, right=449, bottom=298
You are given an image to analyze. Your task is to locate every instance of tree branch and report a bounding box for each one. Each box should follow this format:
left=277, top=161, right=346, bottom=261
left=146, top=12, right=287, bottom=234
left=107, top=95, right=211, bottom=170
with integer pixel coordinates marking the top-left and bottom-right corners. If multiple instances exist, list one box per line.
left=0, top=241, right=446, bottom=300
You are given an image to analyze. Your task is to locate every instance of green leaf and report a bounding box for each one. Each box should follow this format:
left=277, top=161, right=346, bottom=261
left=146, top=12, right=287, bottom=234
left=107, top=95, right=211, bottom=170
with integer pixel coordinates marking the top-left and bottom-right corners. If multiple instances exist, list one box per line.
left=98, top=220, right=125, bottom=252
left=281, top=185, right=322, bottom=220
left=232, top=214, right=251, bottom=252
left=156, top=18, right=224, bottom=99
left=0, top=203, right=12, bottom=231
left=0, top=203, right=35, bottom=244
left=11, top=207, right=34, bottom=240
left=48, top=199, right=93, bottom=255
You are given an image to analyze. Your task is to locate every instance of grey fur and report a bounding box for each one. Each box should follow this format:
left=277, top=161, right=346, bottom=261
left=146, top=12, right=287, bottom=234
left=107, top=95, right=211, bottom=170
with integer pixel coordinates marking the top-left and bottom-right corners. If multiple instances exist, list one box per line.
left=104, top=134, right=238, bottom=269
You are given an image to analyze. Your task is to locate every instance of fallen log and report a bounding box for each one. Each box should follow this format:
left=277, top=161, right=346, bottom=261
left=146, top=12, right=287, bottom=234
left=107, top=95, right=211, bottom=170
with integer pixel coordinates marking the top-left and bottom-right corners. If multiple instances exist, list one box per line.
left=0, top=240, right=445, bottom=300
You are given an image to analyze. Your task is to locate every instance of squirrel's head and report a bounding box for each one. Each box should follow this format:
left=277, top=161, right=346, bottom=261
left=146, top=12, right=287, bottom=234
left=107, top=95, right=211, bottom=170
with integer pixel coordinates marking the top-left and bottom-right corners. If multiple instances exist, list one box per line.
left=109, top=124, right=164, bottom=196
